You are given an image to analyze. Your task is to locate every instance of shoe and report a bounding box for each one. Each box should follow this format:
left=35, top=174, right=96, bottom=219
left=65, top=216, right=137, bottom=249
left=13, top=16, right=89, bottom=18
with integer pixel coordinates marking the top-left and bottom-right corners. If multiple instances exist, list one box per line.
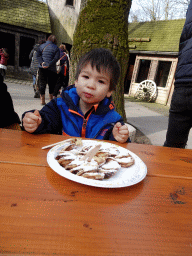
left=34, top=92, right=40, bottom=98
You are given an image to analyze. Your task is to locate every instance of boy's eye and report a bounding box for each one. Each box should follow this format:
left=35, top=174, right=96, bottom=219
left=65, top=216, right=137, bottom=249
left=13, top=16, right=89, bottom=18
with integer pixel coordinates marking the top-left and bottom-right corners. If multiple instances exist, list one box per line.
left=83, top=75, right=89, bottom=79
left=98, top=80, right=105, bottom=84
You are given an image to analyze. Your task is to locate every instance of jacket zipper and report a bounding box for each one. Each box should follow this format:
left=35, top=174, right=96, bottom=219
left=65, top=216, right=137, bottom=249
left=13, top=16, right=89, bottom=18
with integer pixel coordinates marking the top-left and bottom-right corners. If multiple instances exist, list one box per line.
left=81, top=118, right=87, bottom=137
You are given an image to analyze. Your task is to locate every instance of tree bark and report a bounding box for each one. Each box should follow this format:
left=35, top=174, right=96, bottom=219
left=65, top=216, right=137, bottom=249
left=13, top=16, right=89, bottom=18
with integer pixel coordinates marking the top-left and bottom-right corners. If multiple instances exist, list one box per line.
left=70, top=0, right=132, bottom=120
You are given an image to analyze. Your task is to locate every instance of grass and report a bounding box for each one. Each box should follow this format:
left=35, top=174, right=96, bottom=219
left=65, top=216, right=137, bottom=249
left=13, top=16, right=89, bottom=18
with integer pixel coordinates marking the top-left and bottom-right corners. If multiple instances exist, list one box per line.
left=124, top=96, right=170, bottom=117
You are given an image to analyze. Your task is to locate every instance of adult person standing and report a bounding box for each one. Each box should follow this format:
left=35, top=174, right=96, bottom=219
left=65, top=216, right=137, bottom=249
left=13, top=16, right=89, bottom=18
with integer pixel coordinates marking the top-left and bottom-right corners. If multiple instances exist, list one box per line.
left=36, top=35, right=60, bottom=105
left=164, top=0, right=192, bottom=148
left=53, top=44, right=69, bottom=98
left=29, top=39, right=46, bottom=98
left=0, top=48, right=9, bottom=82
left=0, top=74, right=21, bottom=129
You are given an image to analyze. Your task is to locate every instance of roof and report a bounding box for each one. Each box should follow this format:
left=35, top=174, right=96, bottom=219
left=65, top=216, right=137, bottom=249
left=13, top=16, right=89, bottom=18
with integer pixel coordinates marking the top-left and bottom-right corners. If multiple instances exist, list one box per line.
left=0, top=0, right=51, bottom=33
left=128, top=19, right=185, bottom=53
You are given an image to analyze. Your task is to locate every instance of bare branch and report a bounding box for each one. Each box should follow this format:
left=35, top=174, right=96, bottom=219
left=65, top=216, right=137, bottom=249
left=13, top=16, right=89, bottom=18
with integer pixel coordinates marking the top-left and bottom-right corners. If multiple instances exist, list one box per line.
left=129, top=0, right=189, bottom=22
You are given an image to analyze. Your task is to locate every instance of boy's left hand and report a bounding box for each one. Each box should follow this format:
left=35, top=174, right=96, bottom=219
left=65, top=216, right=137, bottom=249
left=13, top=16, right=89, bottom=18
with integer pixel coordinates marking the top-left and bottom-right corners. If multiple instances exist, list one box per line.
left=112, top=122, right=129, bottom=143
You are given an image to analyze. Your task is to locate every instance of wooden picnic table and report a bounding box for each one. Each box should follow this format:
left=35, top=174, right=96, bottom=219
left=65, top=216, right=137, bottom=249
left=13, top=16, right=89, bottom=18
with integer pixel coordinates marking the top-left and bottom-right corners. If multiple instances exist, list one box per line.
left=0, top=128, right=191, bottom=255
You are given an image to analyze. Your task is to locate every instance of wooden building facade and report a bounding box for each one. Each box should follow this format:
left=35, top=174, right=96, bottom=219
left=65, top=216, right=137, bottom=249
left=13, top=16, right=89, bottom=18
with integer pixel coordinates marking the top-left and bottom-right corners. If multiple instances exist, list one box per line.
left=0, top=0, right=51, bottom=79
left=126, top=19, right=185, bottom=105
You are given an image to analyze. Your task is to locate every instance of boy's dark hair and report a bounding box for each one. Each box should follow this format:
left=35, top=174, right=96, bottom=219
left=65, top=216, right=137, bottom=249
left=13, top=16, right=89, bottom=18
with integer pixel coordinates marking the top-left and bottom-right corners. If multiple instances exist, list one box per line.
left=75, top=48, right=120, bottom=91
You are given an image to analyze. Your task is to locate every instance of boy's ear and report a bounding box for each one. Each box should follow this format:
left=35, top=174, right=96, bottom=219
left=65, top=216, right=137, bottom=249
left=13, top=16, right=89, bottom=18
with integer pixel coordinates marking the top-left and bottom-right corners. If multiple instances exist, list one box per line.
left=106, top=91, right=112, bottom=97
left=74, top=80, right=77, bottom=87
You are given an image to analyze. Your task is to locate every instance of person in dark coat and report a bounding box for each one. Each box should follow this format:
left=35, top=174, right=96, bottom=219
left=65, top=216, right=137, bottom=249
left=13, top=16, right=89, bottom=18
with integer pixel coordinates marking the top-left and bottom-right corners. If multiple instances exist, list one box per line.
left=53, top=44, right=69, bottom=98
left=36, top=35, right=60, bottom=105
left=0, top=74, right=21, bottom=129
left=164, top=1, right=192, bottom=148
left=29, top=39, right=46, bottom=98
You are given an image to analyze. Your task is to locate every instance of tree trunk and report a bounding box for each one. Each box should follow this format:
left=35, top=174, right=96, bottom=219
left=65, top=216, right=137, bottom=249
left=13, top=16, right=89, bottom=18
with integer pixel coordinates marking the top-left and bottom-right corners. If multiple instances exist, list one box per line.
left=70, top=0, right=132, bottom=120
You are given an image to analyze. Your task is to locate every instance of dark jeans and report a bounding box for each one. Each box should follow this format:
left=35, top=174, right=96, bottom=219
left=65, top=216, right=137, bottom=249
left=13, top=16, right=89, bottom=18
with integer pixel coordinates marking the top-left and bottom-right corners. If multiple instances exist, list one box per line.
left=38, top=68, right=58, bottom=95
left=53, top=73, right=69, bottom=97
left=164, top=87, right=192, bottom=148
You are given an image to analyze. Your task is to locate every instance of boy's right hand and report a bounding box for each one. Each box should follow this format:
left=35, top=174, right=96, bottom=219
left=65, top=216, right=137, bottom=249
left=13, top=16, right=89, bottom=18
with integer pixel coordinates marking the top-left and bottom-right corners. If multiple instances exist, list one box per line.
left=23, top=110, right=42, bottom=133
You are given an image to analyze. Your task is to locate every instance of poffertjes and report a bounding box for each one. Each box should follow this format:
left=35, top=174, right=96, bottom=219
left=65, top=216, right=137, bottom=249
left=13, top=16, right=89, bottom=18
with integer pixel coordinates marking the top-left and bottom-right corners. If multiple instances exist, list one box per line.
left=55, top=138, right=135, bottom=180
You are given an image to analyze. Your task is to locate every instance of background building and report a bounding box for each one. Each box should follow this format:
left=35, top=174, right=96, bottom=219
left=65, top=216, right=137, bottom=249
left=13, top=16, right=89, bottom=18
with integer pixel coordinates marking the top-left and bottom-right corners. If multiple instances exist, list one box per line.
left=0, top=0, right=51, bottom=79
left=126, top=19, right=185, bottom=105
left=0, top=0, right=186, bottom=107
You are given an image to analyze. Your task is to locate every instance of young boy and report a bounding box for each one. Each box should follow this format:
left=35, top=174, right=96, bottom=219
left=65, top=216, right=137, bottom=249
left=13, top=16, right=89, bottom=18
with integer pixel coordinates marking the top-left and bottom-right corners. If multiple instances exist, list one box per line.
left=22, top=48, right=129, bottom=143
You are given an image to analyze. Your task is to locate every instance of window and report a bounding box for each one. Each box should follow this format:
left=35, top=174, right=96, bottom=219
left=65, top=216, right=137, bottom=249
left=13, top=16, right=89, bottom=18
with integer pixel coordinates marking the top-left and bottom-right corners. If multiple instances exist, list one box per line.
left=155, top=61, right=171, bottom=87
left=136, top=59, right=151, bottom=83
left=19, top=36, right=35, bottom=67
left=66, top=0, right=74, bottom=6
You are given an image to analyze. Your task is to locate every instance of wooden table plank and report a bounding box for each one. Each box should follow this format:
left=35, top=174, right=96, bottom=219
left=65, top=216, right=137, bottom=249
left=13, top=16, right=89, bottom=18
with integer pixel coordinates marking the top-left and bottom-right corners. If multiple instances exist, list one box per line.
left=0, top=163, right=191, bottom=255
left=126, top=143, right=192, bottom=178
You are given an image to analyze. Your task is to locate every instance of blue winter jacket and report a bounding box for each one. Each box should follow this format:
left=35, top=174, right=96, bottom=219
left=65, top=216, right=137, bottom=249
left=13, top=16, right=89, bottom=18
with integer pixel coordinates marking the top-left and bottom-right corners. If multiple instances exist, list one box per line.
left=174, top=1, right=192, bottom=87
left=36, top=40, right=60, bottom=73
left=25, top=85, right=128, bottom=141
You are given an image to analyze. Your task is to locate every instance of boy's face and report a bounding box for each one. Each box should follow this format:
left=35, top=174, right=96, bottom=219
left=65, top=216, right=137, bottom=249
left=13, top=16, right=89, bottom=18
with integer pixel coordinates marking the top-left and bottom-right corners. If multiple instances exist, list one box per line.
left=75, top=63, right=112, bottom=113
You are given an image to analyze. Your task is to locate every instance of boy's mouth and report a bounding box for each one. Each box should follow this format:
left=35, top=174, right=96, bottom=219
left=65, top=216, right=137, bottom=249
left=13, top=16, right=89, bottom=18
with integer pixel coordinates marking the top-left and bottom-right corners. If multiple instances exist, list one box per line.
left=84, top=92, right=93, bottom=98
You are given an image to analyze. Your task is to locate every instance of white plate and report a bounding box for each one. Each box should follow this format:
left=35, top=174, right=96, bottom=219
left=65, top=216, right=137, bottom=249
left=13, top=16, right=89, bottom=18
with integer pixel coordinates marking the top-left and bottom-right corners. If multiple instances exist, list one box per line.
left=47, top=140, right=147, bottom=188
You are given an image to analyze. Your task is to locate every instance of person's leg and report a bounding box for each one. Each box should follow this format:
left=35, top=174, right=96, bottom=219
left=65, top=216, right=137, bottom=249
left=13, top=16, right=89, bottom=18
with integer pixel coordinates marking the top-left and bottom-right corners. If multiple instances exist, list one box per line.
left=164, top=110, right=191, bottom=148
left=164, top=87, right=192, bottom=148
left=62, top=75, right=69, bottom=92
left=48, top=71, right=58, bottom=101
left=33, top=74, right=40, bottom=98
left=53, top=74, right=62, bottom=98
left=35, top=69, right=40, bottom=98
left=59, top=75, right=67, bottom=95
left=38, top=68, right=47, bottom=105
left=33, top=75, right=36, bottom=91
left=34, top=71, right=40, bottom=98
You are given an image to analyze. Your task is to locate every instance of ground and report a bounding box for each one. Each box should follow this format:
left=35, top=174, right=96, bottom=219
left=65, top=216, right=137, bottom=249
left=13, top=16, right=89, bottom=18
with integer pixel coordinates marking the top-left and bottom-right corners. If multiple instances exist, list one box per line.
left=125, top=96, right=170, bottom=144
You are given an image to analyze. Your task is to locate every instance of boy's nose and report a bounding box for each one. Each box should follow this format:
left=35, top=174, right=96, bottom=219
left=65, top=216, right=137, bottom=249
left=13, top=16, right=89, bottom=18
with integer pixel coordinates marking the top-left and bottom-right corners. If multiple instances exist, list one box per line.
left=87, top=79, right=96, bottom=89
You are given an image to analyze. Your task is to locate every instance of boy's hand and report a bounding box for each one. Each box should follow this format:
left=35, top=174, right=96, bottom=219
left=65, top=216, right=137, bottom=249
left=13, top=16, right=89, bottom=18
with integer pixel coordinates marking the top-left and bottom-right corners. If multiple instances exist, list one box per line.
left=23, top=110, right=42, bottom=133
left=112, top=122, right=129, bottom=143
